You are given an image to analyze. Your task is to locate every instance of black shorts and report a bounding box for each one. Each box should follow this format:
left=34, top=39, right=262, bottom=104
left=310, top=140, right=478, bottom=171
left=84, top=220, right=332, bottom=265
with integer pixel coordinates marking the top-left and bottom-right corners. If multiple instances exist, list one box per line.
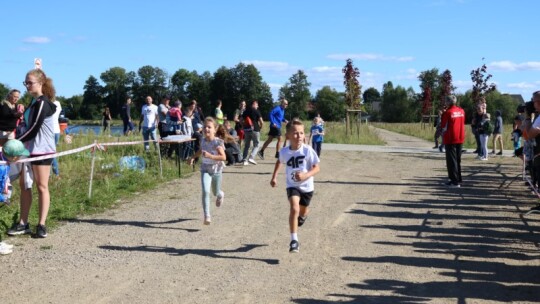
left=287, top=188, right=314, bottom=207
left=268, top=125, right=282, bottom=137
left=31, top=158, right=53, bottom=166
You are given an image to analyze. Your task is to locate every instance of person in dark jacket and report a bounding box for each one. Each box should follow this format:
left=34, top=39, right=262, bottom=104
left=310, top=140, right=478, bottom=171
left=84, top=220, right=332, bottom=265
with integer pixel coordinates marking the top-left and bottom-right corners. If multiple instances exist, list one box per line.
left=0, top=89, right=24, bottom=146
left=491, top=110, right=504, bottom=155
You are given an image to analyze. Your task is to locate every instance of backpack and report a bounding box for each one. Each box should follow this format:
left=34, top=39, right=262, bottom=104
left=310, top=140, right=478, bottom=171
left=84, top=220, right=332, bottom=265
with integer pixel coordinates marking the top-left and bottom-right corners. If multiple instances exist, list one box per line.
left=483, top=120, right=493, bottom=135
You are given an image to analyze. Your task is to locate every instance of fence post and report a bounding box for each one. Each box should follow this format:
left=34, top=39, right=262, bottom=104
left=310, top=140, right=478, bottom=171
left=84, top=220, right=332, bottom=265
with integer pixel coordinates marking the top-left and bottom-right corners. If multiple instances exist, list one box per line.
left=88, top=140, right=97, bottom=199
left=157, top=139, right=163, bottom=179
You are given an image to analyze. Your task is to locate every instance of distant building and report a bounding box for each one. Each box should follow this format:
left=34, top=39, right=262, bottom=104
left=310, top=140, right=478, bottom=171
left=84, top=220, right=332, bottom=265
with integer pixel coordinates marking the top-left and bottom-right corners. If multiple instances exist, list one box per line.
left=503, top=94, right=525, bottom=104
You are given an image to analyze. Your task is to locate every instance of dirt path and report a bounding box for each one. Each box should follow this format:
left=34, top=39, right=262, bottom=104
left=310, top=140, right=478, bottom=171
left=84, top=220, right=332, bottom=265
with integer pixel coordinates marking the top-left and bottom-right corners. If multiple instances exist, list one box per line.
left=1, top=128, right=539, bottom=303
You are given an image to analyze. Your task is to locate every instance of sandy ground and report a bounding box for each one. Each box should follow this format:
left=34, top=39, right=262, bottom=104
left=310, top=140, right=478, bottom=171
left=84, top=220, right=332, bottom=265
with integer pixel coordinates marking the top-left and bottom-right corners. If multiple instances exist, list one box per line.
left=1, top=128, right=539, bottom=304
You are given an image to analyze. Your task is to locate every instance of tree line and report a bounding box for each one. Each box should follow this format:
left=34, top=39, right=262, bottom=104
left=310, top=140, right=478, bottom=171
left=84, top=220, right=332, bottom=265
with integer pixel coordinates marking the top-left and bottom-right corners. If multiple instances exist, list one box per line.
left=0, top=62, right=521, bottom=124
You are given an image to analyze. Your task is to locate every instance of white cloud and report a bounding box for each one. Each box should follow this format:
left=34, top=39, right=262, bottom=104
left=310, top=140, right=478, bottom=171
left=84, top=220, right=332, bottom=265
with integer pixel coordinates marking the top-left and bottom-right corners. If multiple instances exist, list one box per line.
left=489, top=61, right=540, bottom=71
left=327, top=53, right=414, bottom=62
left=22, top=36, right=51, bottom=44
left=507, top=81, right=539, bottom=89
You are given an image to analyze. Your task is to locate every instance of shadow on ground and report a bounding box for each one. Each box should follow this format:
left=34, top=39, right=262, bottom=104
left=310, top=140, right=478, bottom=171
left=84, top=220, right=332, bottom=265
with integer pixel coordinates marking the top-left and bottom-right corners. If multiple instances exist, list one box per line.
left=295, top=159, right=540, bottom=303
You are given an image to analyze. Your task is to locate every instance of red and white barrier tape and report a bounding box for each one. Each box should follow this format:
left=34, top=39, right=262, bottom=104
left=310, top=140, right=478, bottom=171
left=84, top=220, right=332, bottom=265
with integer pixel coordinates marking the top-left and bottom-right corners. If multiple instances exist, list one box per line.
left=0, top=137, right=194, bottom=165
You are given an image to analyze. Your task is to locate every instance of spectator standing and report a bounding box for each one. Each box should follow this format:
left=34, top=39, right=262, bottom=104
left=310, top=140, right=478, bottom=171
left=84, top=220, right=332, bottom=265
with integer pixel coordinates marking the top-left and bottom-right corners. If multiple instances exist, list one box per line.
left=50, top=99, right=61, bottom=177
left=233, top=100, right=246, bottom=150
left=8, top=69, right=57, bottom=238
left=491, top=110, right=504, bottom=155
left=102, top=106, right=112, bottom=134
left=158, top=96, right=171, bottom=138
left=215, top=99, right=224, bottom=125
left=478, top=113, right=492, bottom=161
left=121, top=98, right=134, bottom=136
left=0, top=89, right=24, bottom=146
left=140, top=96, right=159, bottom=152
left=241, top=101, right=264, bottom=165
left=441, top=95, right=465, bottom=188
left=258, top=99, right=289, bottom=160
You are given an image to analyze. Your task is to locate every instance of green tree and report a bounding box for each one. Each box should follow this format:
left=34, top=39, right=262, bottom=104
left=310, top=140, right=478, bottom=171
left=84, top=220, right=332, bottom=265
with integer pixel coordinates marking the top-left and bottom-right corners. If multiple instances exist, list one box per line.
left=210, top=63, right=273, bottom=119
left=279, top=70, right=311, bottom=120
left=63, top=94, right=83, bottom=119
left=0, top=83, right=10, bottom=99
left=170, top=68, right=194, bottom=103
left=188, top=70, right=212, bottom=111
left=380, top=81, right=417, bottom=122
left=363, top=87, right=381, bottom=113
left=313, top=86, right=345, bottom=121
left=100, top=67, right=133, bottom=118
left=132, top=65, right=169, bottom=109
left=81, top=75, right=103, bottom=119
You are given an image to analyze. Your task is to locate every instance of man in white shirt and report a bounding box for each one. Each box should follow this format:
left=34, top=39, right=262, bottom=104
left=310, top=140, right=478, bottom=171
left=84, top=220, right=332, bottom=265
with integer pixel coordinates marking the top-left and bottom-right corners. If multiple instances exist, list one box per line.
left=140, top=96, right=159, bottom=152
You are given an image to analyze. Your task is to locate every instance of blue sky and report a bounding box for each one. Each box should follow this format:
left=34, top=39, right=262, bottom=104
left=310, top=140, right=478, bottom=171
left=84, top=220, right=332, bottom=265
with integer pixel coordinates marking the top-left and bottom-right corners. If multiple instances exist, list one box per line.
left=1, top=0, right=539, bottom=101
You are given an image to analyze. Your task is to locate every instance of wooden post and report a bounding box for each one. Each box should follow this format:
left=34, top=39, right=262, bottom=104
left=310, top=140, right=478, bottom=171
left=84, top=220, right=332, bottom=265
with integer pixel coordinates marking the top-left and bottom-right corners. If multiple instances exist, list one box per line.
left=88, top=140, right=97, bottom=199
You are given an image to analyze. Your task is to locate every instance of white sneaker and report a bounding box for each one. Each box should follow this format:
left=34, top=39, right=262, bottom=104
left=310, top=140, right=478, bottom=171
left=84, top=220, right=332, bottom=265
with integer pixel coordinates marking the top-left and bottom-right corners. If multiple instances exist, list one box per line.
left=242, top=160, right=249, bottom=166
left=204, top=216, right=212, bottom=225
left=0, top=241, right=14, bottom=250
left=248, top=158, right=257, bottom=165
left=0, top=244, right=12, bottom=255
left=481, top=157, right=488, bottom=161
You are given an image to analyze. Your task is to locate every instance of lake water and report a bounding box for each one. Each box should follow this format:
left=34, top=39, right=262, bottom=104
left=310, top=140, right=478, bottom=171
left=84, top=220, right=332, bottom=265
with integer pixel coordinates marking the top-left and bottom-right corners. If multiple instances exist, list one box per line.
left=67, top=125, right=124, bottom=136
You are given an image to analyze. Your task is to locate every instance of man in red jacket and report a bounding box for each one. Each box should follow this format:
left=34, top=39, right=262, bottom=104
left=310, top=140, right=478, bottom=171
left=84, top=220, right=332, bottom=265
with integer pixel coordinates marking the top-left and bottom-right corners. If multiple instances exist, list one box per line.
left=441, top=95, right=465, bottom=187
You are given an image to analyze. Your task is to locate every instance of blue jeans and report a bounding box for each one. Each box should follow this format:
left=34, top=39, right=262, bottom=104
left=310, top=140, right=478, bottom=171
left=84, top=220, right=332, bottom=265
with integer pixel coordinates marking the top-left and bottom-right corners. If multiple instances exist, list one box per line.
left=312, top=141, right=322, bottom=157
left=142, top=126, right=157, bottom=151
left=201, top=171, right=222, bottom=217
left=242, top=131, right=260, bottom=161
left=51, top=133, right=60, bottom=176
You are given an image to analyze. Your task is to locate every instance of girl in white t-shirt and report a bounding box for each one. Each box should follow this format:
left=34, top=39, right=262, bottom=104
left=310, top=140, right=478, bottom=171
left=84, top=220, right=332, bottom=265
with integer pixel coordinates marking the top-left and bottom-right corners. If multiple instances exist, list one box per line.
left=189, top=117, right=226, bottom=225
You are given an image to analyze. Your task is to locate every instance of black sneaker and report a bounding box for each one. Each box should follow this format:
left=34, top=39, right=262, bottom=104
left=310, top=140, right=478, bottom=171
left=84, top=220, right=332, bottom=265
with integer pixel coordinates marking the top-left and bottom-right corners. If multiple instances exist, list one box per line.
left=496, top=152, right=503, bottom=155
left=7, top=223, right=31, bottom=236
left=298, top=216, right=308, bottom=227
left=257, top=150, right=265, bottom=160
left=36, top=224, right=48, bottom=238
left=275, top=152, right=279, bottom=159
left=289, top=240, right=299, bottom=253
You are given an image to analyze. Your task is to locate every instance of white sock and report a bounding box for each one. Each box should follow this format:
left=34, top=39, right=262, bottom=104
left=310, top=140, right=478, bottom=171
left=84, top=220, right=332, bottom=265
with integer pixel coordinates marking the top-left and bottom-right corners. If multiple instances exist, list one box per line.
left=291, top=233, right=298, bottom=241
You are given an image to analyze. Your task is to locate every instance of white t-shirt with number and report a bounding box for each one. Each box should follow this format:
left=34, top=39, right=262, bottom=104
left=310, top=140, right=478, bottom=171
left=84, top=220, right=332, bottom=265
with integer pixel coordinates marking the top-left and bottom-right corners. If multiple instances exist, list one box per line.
left=279, top=143, right=320, bottom=192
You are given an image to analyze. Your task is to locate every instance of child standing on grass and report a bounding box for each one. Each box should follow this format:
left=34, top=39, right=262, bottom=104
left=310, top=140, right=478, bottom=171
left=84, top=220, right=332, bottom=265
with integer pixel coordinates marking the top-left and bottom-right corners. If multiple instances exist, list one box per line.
left=270, top=120, right=320, bottom=253
left=189, top=117, right=226, bottom=225
left=308, top=117, right=325, bottom=157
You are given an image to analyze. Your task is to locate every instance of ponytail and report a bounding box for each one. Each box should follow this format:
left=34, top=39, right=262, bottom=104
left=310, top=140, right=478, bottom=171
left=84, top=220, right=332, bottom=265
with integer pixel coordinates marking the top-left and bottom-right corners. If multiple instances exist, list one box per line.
left=26, top=69, right=56, bottom=101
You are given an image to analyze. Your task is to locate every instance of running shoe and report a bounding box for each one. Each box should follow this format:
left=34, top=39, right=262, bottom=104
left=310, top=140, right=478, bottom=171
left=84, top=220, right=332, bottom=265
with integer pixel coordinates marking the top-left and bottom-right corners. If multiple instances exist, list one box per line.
left=7, top=223, right=31, bottom=236
left=289, top=240, right=299, bottom=253
left=298, top=216, right=307, bottom=227
left=216, top=191, right=224, bottom=207
left=248, top=158, right=257, bottom=165
left=36, top=224, right=48, bottom=238
left=204, top=216, right=212, bottom=225
left=0, top=241, right=14, bottom=250
left=257, top=150, right=265, bottom=160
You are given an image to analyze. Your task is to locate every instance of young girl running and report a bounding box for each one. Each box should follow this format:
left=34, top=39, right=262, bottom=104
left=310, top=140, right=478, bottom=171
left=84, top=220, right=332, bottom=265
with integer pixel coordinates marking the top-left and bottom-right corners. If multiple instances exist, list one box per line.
left=270, top=120, right=320, bottom=253
left=189, top=117, right=226, bottom=225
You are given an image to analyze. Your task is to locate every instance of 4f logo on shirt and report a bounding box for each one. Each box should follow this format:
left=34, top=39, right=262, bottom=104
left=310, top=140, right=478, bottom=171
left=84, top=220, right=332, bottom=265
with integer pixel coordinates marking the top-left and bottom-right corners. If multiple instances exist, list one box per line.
left=287, top=156, right=305, bottom=169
